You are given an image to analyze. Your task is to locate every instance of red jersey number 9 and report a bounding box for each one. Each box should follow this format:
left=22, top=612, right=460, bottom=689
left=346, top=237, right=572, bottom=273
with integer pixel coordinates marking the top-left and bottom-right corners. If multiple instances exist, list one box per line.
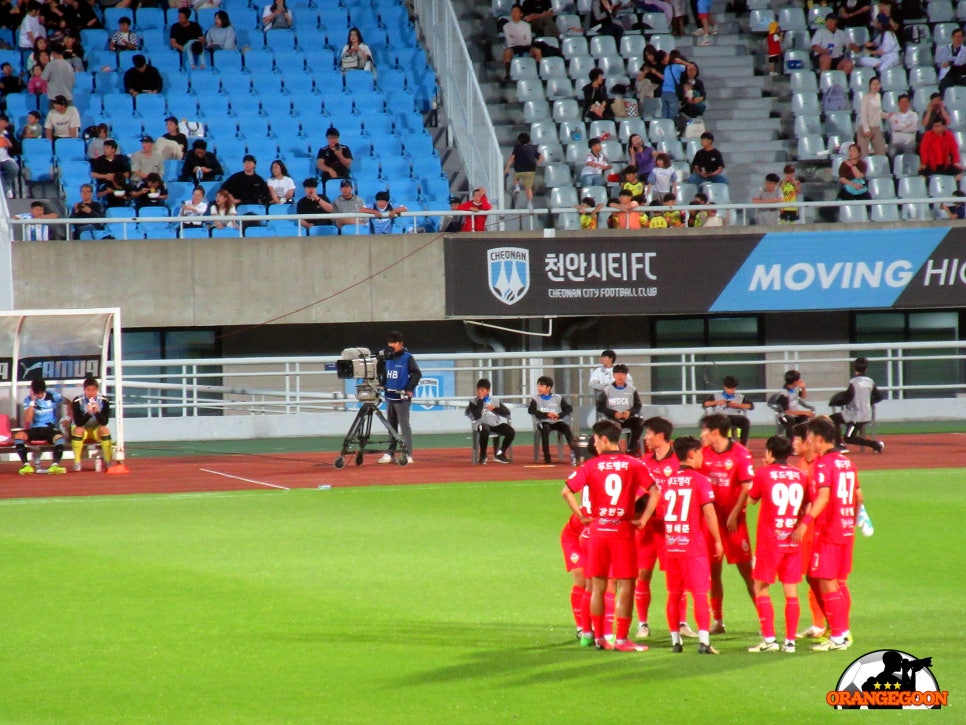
left=605, top=473, right=623, bottom=506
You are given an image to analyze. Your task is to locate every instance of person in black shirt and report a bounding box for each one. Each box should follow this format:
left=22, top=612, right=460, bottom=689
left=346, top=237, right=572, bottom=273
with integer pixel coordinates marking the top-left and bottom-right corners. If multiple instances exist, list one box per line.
left=582, top=68, right=614, bottom=121
left=169, top=7, right=205, bottom=69
left=90, top=139, right=131, bottom=185
left=70, top=182, right=105, bottom=237
left=315, top=126, right=353, bottom=194
left=123, top=54, right=163, bottom=96
left=180, top=139, right=223, bottom=181
left=503, top=131, right=544, bottom=207
left=295, top=177, right=333, bottom=229
left=521, top=0, right=557, bottom=38
left=687, top=131, right=728, bottom=185
left=220, top=153, right=270, bottom=206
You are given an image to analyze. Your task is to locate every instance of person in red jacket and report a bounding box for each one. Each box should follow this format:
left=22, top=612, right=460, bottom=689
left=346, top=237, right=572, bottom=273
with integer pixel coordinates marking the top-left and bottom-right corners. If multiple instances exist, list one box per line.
left=458, top=187, right=492, bottom=232
left=918, top=119, right=964, bottom=180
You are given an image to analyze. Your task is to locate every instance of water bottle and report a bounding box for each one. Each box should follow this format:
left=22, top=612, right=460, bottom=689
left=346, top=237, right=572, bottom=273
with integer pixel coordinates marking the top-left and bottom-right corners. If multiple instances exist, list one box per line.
left=572, top=128, right=581, bottom=141
left=95, top=457, right=103, bottom=473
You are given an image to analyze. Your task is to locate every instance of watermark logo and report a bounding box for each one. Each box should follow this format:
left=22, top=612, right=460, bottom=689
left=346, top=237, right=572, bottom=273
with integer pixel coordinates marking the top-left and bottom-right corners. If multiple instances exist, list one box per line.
left=487, top=247, right=530, bottom=305
left=827, top=650, right=948, bottom=709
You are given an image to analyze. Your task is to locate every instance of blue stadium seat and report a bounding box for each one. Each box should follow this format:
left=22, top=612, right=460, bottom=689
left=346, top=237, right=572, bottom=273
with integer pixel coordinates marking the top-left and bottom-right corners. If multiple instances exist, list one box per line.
left=189, top=73, right=222, bottom=96
left=180, top=226, right=210, bottom=238
left=212, top=49, right=244, bottom=73
left=81, top=29, right=110, bottom=51
left=243, top=49, right=275, bottom=74
left=309, top=225, right=339, bottom=236
left=135, top=93, right=167, bottom=118
left=135, top=7, right=167, bottom=29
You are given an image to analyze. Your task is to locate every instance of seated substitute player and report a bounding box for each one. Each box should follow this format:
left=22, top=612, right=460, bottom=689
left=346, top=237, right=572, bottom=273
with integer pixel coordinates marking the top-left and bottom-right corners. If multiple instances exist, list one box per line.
left=13, top=378, right=68, bottom=475
left=637, top=435, right=724, bottom=654
left=701, top=375, right=755, bottom=446
left=595, top=364, right=644, bottom=457
left=561, top=420, right=651, bottom=652
left=70, top=376, right=113, bottom=472
left=828, top=356, right=884, bottom=453
left=465, top=378, right=514, bottom=464
left=772, top=369, right=815, bottom=438
left=794, top=417, right=864, bottom=652
left=699, top=413, right=756, bottom=634
left=733, top=435, right=808, bottom=654
left=528, top=375, right=578, bottom=465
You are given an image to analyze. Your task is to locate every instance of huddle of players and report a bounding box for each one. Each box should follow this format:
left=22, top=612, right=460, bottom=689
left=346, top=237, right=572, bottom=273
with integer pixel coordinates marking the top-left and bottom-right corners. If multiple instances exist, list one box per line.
left=13, top=377, right=114, bottom=475
left=560, top=413, right=867, bottom=654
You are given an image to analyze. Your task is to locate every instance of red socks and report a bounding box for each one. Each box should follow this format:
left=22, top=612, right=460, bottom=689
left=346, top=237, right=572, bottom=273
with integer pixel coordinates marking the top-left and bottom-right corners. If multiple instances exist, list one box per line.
left=570, top=586, right=583, bottom=629
left=785, top=597, right=800, bottom=642
left=634, top=579, right=651, bottom=623
left=755, top=595, right=775, bottom=640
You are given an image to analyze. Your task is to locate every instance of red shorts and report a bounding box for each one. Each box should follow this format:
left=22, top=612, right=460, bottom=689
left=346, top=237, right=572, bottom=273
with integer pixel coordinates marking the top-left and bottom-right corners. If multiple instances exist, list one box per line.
left=587, top=523, right=637, bottom=580
left=665, top=555, right=711, bottom=596
left=753, top=547, right=803, bottom=585
left=697, top=12, right=709, bottom=21
left=561, top=527, right=583, bottom=572
left=636, top=520, right=665, bottom=571
left=809, top=539, right=853, bottom=581
left=708, top=513, right=752, bottom=564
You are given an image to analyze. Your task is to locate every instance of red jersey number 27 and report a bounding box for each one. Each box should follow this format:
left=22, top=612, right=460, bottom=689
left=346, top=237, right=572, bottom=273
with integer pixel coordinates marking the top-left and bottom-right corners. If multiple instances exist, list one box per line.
left=663, top=488, right=692, bottom=522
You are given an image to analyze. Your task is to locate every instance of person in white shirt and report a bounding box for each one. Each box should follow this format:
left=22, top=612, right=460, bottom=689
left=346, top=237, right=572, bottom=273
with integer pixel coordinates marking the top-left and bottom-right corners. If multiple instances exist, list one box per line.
left=0, top=114, right=19, bottom=196
left=588, top=349, right=634, bottom=392
left=887, top=93, right=919, bottom=156
left=266, top=159, right=296, bottom=203
left=810, top=15, right=853, bottom=74
left=179, top=186, right=209, bottom=227
left=937, top=27, right=966, bottom=91
left=854, top=14, right=900, bottom=71
left=579, top=137, right=611, bottom=187
left=18, top=2, right=45, bottom=50
left=501, top=4, right=542, bottom=83
left=857, top=76, right=887, bottom=156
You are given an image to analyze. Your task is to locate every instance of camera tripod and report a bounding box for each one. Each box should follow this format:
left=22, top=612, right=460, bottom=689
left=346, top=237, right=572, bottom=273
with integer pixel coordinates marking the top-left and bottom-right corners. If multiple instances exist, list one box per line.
left=334, top=388, right=410, bottom=468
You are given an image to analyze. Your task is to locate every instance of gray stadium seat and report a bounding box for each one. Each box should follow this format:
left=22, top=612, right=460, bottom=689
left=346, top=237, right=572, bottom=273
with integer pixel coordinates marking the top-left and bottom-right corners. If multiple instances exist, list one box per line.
left=778, top=7, right=807, bottom=32
left=552, top=98, right=582, bottom=123
left=870, top=203, right=900, bottom=222
left=838, top=203, right=869, bottom=223
left=545, top=76, right=576, bottom=100
left=869, top=178, right=896, bottom=199
left=928, top=174, right=958, bottom=198
left=893, top=154, right=921, bottom=178
left=789, top=70, right=818, bottom=93
left=865, top=155, right=891, bottom=178
left=543, top=162, right=572, bottom=188
left=516, top=78, right=545, bottom=102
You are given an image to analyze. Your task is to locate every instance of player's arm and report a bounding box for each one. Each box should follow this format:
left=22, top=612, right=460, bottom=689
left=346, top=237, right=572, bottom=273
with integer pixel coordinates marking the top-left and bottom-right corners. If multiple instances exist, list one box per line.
left=493, top=402, right=511, bottom=418
left=560, top=397, right=573, bottom=418
left=527, top=399, right=546, bottom=419
left=870, top=384, right=883, bottom=406
left=95, top=397, right=110, bottom=426
left=71, top=397, right=87, bottom=426
left=465, top=399, right=481, bottom=420
left=633, top=482, right=659, bottom=528
left=793, top=484, right=828, bottom=543
left=595, top=390, right=614, bottom=418
left=630, top=390, right=642, bottom=416
left=23, top=397, right=35, bottom=428
left=561, top=483, right=589, bottom=524
left=703, top=502, right=723, bottom=559
left=701, top=394, right=716, bottom=408
left=726, top=481, right=752, bottom=533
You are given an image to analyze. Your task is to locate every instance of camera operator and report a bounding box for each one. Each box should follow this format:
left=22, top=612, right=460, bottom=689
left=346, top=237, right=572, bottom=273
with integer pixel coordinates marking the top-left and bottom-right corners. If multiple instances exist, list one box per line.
left=378, top=330, right=421, bottom=465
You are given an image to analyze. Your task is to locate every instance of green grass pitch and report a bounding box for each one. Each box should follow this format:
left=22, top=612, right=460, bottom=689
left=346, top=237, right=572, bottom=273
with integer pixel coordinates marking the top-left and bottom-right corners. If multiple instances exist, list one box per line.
left=0, top=469, right=962, bottom=724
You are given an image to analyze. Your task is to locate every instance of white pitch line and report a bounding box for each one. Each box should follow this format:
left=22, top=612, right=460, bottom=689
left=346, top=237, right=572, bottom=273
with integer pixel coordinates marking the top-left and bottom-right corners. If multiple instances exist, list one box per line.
left=199, top=468, right=290, bottom=490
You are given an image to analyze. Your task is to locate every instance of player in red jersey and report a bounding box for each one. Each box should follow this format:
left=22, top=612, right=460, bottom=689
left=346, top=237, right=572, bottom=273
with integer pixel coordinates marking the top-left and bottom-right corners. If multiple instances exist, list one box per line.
left=699, top=414, right=756, bottom=634
left=795, top=417, right=864, bottom=651
left=562, top=420, right=651, bottom=652
left=635, top=416, right=694, bottom=640
left=637, top=436, right=723, bottom=654
left=560, top=483, right=592, bottom=642
left=734, top=435, right=808, bottom=653
left=791, top=422, right=827, bottom=639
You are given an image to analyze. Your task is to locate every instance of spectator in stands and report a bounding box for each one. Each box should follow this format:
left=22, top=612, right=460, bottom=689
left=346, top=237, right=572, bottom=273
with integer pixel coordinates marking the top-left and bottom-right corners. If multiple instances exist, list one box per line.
left=108, top=15, right=138, bottom=51
left=43, top=94, right=79, bottom=139
left=340, top=26, right=374, bottom=73
left=24, top=37, right=48, bottom=74
left=18, top=2, right=45, bottom=50
left=262, top=0, right=292, bottom=30
left=332, top=179, right=365, bottom=229
left=582, top=68, right=614, bottom=121
left=779, top=164, right=801, bottom=222
left=635, top=45, right=663, bottom=104
left=627, top=133, right=657, bottom=180
left=23, top=200, right=61, bottom=239
left=296, top=177, right=333, bottom=230
left=687, top=131, right=728, bottom=185
left=316, top=126, right=353, bottom=192
left=179, top=185, right=209, bottom=227
left=921, top=92, right=951, bottom=132
left=838, top=0, right=872, bottom=27
left=646, top=151, right=677, bottom=197
left=170, top=8, right=205, bottom=69
left=579, top=136, right=611, bottom=187
left=938, top=27, right=966, bottom=93
left=21, top=110, right=43, bottom=140
left=221, top=154, right=271, bottom=206
left=522, top=0, right=557, bottom=38
left=940, top=189, right=966, bottom=219
left=40, top=0, right=68, bottom=42
left=873, top=0, right=900, bottom=34
left=608, top=189, right=644, bottom=229
left=27, top=65, right=47, bottom=97
left=857, top=76, right=887, bottom=157
left=0, top=114, right=19, bottom=197
left=0, top=62, right=24, bottom=96
left=887, top=93, right=918, bottom=156
left=210, top=188, right=238, bottom=229
left=575, top=196, right=603, bottom=228
left=130, top=135, right=163, bottom=181
left=853, top=13, right=900, bottom=71
left=661, top=192, right=685, bottom=226
left=131, top=171, right=167, bottom=211
left=588, top=0, right=622, bottom=40
left=91, top=138, right=130, bottom=184
left=267, top=159, right=295, bottom=204
left=679, top=61, right=706, bottom=124
left=766, top=21, right=782, bottom=76
left=670, top=0, right=687, bottom=37
left=810, top=15, right=853, bottom=74
left=70, top=183, right=105, bottom=237
left=61, top=33, right=85, bottom=72
left=752, top=173, right=782, bottom=226
left=608, top=82, right=639, bottom=118
left=180, top=139, right=223, bottom=182
left=457, top=187, right=492, bottom=232
left=501, top=4, right=539, bottom=84
left=205, top=10, right=236, bottom=60
left=86, top=123, right=110, bottom=159
left=693, top=0, right=717, bottom=45
left=0, top=0, right=23, bottom=30
left=660, top=50, right=689, bottom=119
left=687, top=190, right=709, bottom=226
left=359, top=190, right=408, bottom=234
left=61, top=0, right=100, bottom=33
left=123, top=54, right=163, bottom=96
left=837, top=142, right=871, bottom=199
left=97, top=172, right=132, bottom=208
left=504, top=131, right=543, bottom=209
left=918, top=118, right=963, bottom=180
left=156, top=117, right=187, bottom=161
left=42, top=43, right=74, bottom=102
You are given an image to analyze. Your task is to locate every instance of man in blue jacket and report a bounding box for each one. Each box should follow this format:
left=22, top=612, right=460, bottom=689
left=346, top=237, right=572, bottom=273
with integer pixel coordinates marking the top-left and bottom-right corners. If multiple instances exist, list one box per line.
left=378, top=330, right=421, bottom=465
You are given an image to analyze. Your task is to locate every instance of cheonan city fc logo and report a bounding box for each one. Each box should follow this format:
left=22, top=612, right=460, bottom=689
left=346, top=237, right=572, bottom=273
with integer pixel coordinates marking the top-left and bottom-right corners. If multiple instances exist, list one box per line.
left=487, top=247, right=530, bottom=305
left=827, top=649, right=948, bottom=709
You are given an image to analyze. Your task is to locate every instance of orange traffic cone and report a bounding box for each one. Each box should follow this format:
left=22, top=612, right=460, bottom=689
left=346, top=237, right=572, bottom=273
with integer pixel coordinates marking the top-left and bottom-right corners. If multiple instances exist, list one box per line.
left=106, top=459, right=130, bottom=474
